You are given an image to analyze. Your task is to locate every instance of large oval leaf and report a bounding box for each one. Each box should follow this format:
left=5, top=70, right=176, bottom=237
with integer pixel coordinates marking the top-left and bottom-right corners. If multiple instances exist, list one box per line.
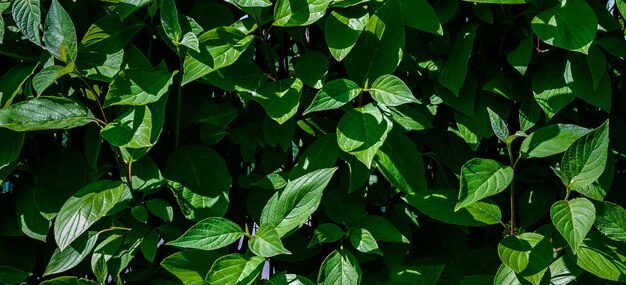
left=498, top=233, right=552, bottom=277
left=595, top=201, right=626, bottom=242
left=43, top=0, right=77, bottom=63
left=12, top=0, right=42, bottom=46
left=561, top=120, right=609, bottom=191
left=324, top=6, right=368, bottom=61
left=550, top=198, right=596, bottom=254
left=398, top=0, right=442, bottom=35
left=531, top=0, right=597, bottom=53
left=104, top=69, right=175, bottom=107
left=166, top=217, right=243, bottom=251
left=44, top=232, right=99, bottom=276
left=572, top=231, right=626, bottom=282
left=456, top=158, right=514, bottom=210
left=368, top=75, right=417, bottom=106
left=374, top=132, right=427, bottom=194
left=304, top=79, right=361, bottom=115
left=0, top=97, right=94, bottom=131
left=251, top=78, right=303, bottom=124
left=317, top=250, right=361, bottom=285
left=274, top=0, right=332, bottom=27
left=161, top=250, right=222, bottom=285
left=519, top=124, right=590, bottom=158
left=54, top=180, right=126, bottom=250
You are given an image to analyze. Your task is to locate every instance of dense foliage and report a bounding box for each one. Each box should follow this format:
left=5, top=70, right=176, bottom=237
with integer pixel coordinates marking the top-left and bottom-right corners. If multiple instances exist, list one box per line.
left=1, top=0, right=626, bottom=284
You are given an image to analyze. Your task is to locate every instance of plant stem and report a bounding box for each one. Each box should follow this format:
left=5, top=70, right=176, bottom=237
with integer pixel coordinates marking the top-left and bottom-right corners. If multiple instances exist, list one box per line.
left=251, top=8, right=277, bottom=79
left=507, top=146, right=517, bottom=236
left=98, top=226, right=131, bottom=235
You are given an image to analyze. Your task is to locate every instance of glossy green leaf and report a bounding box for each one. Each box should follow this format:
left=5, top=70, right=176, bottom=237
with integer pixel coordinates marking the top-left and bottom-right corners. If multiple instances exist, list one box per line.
left=80, top=15, right=145, bottom=53
left=404, top=190, right=503, bottom=226
left=456, top=158, right=514, bottom=210
left=268, top=273, right=315, bottom=285
left=572, top=231, right=626, bottom=282
left=531, top=0, right=597, bottom=53
left=348, top=227, right=381, bottom=255
left=167, top=217, right=243, bottom=250
left=295, top=51, right=328, bottom=89
left=550, top=198, right=596, bottom=254
left=317, top=250, right=361, bottom=285
left=32, top=63, right=74, bottom=96
left=493, top=264, right=528, bottom=285
left=233, top=0, right=272, bottom=7
left=520, top=124, right=590, bottom=158
left=251, top=78, right=303, bottom=124
left=182, top=27, right=253, bottom=85
left=131, top=205, right=148, bottom=223
left=100, top=106, right=153, bottom=148
left=180, top=31, right=200, bottom=52
left=561, top=120, right=609, bottom=190
left=368, top=75, right=417, bottom=106
left=249, top=223, right=291, bottom=257
left=344, top=0, right=404, bottom=85
left=54, top=180, right=125, bottom=250
left=437, top=24, right=478, bottom=96
left=325, top=6, right=369, bottom=61
left=145, top=199, right=174, bottom=222
left=12, top=0, right=42, bottom=46
left=595, top=202, right=626, bottom=242
left=507, top=36, right=533, bottom=75
left=337, top=103, right=393, bottom=168
left=532, top=59, right=574, bottom=119
left=399, top=0, right=442, bottom=35
left=304, top=79, right=361, bottom=115
left=161, top=0, right=182, bottom=43
left=0, top=63, right=38, bottom=107
left=0, top=97, right=94, bottom=131
left=274, top=0, right=332, bottom=27
left=161, top=250, right=222, bottom=285
left=549, top=255, right=583, bottom=285
left=205, top=254, right=265, bottom=285
left=165, top=146, right=232, bottom=219
left=44, top=232, right=99, bottom=276
left=307, top=223, right=344, bottom=248
left=261, top=168, right=337, bottom=237
left=118, top=0, right=154, bottom=20
left=104, top=69, right=175, bottom=107
left=44, top=0, right=77, bottom=63
left=487, top=107, right=509, bottom=142
left=375, top=132, right=427, bottom=194
left=498, top=233, right=552, bottom=278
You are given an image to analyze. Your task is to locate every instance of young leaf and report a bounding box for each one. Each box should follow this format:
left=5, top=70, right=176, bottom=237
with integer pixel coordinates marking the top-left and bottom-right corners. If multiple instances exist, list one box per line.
left=0, top=97, right=94, bottom=131
left=12, top=0, right=42, bottom=46
left=337, top=103, right=393, bottom=168
left=594, top=201, right=626, bottom=242
left=104, top=69, right=175, bottom=107
left=550, top=198, right=596, bottom=254
left=274, top=0, right=332, bottom=27
left=487, top=107, right=509, bottom=142
left=205, top=254, right=265, bottom=285
left=317, top=250, right=362, bottom=285
left=561, top=120, right=609, bottom=190
left=308, top=223, right=344, bottom=248
left=167, top=217, right=243, bottom=251
left=368, top=75, right=418, bottom=106
left=456, top=158, right=514, bottom=210
left=304, top=79, right=361, bottom=115
left=160, top=0, right=182, bottom=43
left=44, top=232, right=99, bottom=276
left=348, top=227, right=382, bottom=255
left=519, top=124, right=590, bottom=158
left=44, top=0, right=78, bottom=63
left=54, top=180, right=126, bottom=250
left=325, top=7, right=369, bottom=61
left=260, top=168, right=338, bottom=237
left=249, top=223, right=291, bottom=257
left=498, top=233, right=552, bottom=277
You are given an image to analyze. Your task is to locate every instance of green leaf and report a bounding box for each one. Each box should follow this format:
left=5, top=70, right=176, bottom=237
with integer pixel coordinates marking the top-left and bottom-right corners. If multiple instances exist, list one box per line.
left=549, top=255, right=583, bottom=285
left=307, top=223, right=344, bottom=248
left=32, top=63, right=75, bottom=96
left=167, top=217, right=243, bottom=251
left=507, top=36, right=533, bottom=75
left=205, top=254, right=265, bottom=285
left=140, top=230, right=159, bottom=262
left=317, top=250, right=361, bottom=285
left=354, top=215, right=409, bottom=243
left=387, top=105, right=433, bottom=132
left=532, top=59, right=574, bottom=119
left=261, top=168, right=338, bottom=237
left=595, top=201, right=626, bottom=242
left=368, top=75, right=417, bottom=106
left=465, top=0, right=529, bottom=3
left=0, top=266, right=31, bottom=285
left=146, top=199, right=174, bottom=222
left=44, top=232, right=99, bottom=276
left=561, top=120, right=609, bottom=190
left=303, top=79, right=361, bottom=115
left=40, top=276, right=99, bottom=285
left=565, top=53, right=611, bottom=112
left=233, top=0, right=272, bottom=7
left=519, top=124, right=590, bottom=158
left=182, top=27, right=253, bottom=85
left=54, top=180, right=125, bottom=250
left=345, top=1, right=404, bottom=85
left=456, top=158, right=514, bottom=210
left=498, top=233, right=552, bottom=278
left=289, top=133, right=339, bottom=179
left=348, top=227, right=381, bottom=255
left=249, top=223, right=291, bottom=257
left=487, top=107, right=509, bottom=142
left=203, top=60, right=267, bottom=92
left=165, top=146, right=232, bottom=219
left=12, top=0, right=42, bottom=46
left=126, top=156, right=166, bottom=192
left=337, top=103, right=393, bottom=168
left=437, top=24, right=478, bottom=96
left=551, top=198, right=596, bottom=254
left=131, top=205, right=148, bottom=223
left=374, top=132, right=427, bottom=194
left=80, top=14, right=145, bottom=53
left=399, top=0, right=442, bottom=35
left=325, top=6, right=369, bottom=61
left=268, top=273, right=315, bottom=285
left=531, top=0, right=597, bottom=53
left=160, top=0, right=182, bottom=43
left=251, top=78, right=303, bottom=124
left=118, top=0, right=154, bottom=20
left=104, top=69, right=175, bottom=107
left=295, top=51, right=328, bottom=89
left=161, top=250, right=222, bottom=285
left=180, top=31, right=200, bottom=53
left=100, top=106, right=153, bottom=148
left=493, top=264, right=529, bottom=285
left=0, top=128, right=23, bottom=168
left=572, top=231, right=626, bottom=282
left=274, top=0, right=332, bottom=27
left=16, top=184, right=50, bottom=241
left=0, top=63, right=38, bottom=107
left=0, top=97, right=94, bottom=131
left=44, top=0, right=78, bottom=63
left=404, top=190, right=503, bottom=226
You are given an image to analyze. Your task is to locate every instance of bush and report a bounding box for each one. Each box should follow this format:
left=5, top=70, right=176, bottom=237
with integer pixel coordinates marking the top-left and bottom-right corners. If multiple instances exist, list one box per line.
left=1, top=0, right=625, bottom=284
